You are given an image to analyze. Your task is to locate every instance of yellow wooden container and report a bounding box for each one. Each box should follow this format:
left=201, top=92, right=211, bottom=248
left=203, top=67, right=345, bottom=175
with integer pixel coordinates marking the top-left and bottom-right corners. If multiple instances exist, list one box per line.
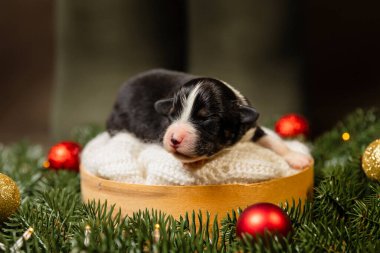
left=80, top=163, right=314, bottom=219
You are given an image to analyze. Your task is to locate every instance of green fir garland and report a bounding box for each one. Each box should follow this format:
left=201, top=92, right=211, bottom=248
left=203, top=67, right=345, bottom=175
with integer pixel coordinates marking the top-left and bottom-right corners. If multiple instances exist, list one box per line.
left=0, top=109, right=379, bottom=252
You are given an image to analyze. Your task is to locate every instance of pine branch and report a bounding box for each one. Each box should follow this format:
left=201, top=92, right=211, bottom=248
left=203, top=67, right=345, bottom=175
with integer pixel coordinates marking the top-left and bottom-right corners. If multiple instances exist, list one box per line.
left=1, top=109, right=379, bottom=252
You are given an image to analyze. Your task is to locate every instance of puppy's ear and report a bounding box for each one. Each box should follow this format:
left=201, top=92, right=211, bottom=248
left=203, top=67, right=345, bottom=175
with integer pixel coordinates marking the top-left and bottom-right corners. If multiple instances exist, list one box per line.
left=239, top=105, right=259, bottom=124
left=154, top=98, right=173, bottom=115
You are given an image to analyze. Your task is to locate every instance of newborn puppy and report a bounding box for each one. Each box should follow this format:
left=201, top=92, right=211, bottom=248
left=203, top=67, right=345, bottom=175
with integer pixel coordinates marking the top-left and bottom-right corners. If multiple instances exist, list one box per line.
left=107, top=69, right=312, bottom=169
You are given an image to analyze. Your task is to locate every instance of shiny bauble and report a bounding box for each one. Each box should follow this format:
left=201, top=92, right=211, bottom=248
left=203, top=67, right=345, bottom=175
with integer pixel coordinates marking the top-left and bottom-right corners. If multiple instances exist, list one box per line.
left=275, top=114, right=309, bottom=138
left=236, top=203, right=292, bottom=239
left=362, top=139, right=380, bottom=181
left=0, top=173, right=21, bottom=221
left=45, top=141, right=81, bottom=172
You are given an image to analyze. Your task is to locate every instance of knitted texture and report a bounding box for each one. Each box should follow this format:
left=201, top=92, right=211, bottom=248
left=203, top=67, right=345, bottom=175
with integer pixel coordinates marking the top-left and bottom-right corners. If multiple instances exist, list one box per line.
left=82, top=132, right=309, bottom=185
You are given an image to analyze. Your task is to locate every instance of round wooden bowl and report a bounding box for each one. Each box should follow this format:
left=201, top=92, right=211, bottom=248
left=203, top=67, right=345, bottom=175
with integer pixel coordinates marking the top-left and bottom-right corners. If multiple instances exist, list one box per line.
left=80, top=163, right=314, bottom=219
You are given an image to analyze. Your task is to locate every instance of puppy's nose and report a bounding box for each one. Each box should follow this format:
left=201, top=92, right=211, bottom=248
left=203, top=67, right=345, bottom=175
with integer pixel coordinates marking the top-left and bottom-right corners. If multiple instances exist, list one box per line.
left=170, top=137, right=182, bottom=146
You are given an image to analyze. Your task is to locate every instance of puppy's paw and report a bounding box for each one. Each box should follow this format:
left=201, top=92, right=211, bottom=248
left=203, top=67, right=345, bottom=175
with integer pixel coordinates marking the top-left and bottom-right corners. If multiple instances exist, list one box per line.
left=283, top=151, right=312, bottom=170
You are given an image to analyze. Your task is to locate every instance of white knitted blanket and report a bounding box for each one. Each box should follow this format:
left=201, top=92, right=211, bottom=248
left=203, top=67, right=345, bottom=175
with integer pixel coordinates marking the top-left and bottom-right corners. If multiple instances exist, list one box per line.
left=82, top=131, right=309, bottom=185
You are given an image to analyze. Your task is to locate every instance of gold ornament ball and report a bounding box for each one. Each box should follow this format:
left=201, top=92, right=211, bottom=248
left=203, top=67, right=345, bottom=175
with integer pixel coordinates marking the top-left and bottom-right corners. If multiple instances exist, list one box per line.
left=0, top=173, right=21, bottom=221
left=362, top=139, right=380, bottom=181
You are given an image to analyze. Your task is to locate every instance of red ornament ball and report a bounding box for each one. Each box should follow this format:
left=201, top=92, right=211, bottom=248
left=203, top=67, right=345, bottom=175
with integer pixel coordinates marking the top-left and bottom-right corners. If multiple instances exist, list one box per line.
left=275, top=113, right=309, bottom=138
left=45, top=141, right=81, bottom=172
left=236, top=203, right=292, bottom=239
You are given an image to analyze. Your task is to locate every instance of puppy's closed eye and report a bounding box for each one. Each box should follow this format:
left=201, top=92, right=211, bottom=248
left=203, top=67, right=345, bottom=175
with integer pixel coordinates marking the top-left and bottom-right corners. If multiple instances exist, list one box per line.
left=197, top=108, right=209, bottom=118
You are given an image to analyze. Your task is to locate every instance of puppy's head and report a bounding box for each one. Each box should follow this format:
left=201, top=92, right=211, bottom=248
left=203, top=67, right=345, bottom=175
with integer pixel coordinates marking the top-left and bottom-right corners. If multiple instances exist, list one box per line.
left=154, top=78, right=259, bottom=163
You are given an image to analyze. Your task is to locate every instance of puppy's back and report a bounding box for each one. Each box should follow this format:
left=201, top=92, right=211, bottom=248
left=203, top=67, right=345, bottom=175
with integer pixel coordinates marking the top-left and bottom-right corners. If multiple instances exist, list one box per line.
left=107, top=69, right=196, bottom=142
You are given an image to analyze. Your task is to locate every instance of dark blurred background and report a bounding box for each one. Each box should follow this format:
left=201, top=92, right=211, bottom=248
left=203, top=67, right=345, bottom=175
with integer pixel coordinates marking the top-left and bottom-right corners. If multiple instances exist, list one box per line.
left=0, top=0, right=379, bottom=144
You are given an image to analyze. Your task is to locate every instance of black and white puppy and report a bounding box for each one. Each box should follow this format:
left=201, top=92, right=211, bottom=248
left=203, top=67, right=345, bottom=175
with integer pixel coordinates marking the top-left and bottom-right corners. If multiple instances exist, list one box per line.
left=107, top=69, right=312, bottom=169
